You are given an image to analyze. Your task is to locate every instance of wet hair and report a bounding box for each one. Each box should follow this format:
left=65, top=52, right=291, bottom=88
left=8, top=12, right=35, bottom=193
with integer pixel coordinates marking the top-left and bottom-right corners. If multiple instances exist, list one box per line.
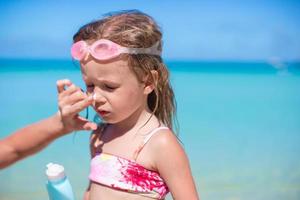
left=73, top=10, right=177, bottom=132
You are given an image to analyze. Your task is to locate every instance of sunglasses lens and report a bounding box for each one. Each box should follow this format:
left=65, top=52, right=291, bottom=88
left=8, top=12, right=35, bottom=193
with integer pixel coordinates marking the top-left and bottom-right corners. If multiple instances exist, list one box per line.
left=71, top=41, right=87, bottom=60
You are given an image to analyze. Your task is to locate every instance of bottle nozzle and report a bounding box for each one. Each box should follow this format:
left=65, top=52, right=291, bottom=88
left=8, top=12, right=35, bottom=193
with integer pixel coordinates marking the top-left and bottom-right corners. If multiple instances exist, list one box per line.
left=46, top=162, right=65, bottom=181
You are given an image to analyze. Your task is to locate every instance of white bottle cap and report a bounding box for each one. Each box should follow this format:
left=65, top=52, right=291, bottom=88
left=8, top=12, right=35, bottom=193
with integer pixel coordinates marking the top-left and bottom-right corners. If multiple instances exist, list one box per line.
left=46, top=163, right=66, bottom=181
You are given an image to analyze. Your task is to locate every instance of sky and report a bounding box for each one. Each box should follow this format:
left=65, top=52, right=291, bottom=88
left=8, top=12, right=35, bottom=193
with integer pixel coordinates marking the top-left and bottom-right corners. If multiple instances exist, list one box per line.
left=0, top=0, right=299, bottom=61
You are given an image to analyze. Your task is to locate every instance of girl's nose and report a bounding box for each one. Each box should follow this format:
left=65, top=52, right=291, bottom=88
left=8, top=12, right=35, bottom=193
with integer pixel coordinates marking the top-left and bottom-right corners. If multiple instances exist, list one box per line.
left=92, top=92, right=106, bottom=105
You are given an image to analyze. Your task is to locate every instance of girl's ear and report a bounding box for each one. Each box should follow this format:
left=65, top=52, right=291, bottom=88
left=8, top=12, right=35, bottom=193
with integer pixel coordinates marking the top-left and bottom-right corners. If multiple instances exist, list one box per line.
left=143, top=70, right=158, bottom=95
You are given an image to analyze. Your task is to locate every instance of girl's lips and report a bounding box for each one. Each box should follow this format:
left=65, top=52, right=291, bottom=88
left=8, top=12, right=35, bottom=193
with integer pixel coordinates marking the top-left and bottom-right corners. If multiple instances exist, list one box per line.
left=98, top=110, right=109, bottom=116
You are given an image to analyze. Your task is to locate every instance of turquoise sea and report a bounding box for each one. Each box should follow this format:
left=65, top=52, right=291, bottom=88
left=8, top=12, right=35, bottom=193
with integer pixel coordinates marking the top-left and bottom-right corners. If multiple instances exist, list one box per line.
left=0, top=59, right=300, bottom=200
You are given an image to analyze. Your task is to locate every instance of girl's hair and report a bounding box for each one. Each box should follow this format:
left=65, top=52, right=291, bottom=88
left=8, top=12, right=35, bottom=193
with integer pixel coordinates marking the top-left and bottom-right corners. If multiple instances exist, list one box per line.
left=73, top=10, right=177, bottom=132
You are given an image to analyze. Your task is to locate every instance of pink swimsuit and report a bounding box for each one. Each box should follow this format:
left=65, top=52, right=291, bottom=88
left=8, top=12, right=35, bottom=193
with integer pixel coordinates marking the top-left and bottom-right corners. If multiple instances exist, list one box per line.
left=89, top=127, right=170, bottom=199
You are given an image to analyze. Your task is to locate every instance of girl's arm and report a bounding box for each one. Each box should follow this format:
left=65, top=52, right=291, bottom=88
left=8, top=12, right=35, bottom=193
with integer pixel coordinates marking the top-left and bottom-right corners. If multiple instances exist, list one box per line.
left=152, top=130, right=199, bottom=200
left=83, top=130, right=99, bottom=200
left=83, top=182, right=91, bottom=200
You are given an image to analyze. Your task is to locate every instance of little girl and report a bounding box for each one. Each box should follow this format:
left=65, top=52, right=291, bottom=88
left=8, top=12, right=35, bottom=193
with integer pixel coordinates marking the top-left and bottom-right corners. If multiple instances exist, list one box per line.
left=57, top=10, right=199, bottom=200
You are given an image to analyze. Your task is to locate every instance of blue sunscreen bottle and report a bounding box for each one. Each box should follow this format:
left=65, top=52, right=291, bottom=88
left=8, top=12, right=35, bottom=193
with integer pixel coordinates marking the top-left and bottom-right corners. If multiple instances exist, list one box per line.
left=46, top=163, right=75, bottom=200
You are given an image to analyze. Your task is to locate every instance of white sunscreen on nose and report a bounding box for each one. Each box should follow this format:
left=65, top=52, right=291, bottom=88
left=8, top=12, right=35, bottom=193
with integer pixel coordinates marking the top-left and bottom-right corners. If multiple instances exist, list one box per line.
left=93, top=93, right=97, bottom=100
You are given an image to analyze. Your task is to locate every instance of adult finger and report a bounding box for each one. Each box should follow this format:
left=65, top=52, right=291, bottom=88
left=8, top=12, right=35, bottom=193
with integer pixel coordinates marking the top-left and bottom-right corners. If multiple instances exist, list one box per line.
left=65, top=95, right=94, bottom=116
left=62, top=89, right=87, bottom=106
left=83, top=121, right=98, bottom=131
left=56, top=79, right=72, bottom=93
left=59, top=84, right=82, bottom=99
left=77, top=116, right=98, bottom=131
left=58, top=85, right=84, bottom=106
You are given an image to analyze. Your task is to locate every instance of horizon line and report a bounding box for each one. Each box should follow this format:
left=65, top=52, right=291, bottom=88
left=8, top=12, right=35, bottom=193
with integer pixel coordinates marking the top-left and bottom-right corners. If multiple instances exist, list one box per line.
left=0, top=57, right=299, bottom=63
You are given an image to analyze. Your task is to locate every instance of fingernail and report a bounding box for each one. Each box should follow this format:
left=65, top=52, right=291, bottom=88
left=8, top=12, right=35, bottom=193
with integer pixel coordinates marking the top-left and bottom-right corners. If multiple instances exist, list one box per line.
left=93, top=93, right=97, bottom=100
left=67, top=84, right=74, bottom=89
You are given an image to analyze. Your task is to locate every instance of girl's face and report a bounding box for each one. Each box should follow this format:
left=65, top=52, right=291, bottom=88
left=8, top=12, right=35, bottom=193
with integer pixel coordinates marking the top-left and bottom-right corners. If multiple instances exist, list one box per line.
left=80, top=57, right=148, bottom=125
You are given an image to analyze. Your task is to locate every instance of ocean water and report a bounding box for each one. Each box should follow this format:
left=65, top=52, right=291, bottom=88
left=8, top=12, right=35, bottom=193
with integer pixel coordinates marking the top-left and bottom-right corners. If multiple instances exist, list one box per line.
left=0, top=59, right=299, bottom=200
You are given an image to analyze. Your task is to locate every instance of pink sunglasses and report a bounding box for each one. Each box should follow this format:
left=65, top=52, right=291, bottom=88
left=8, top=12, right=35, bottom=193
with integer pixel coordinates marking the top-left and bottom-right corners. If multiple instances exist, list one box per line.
left=71, top=39, right=161, bottom=61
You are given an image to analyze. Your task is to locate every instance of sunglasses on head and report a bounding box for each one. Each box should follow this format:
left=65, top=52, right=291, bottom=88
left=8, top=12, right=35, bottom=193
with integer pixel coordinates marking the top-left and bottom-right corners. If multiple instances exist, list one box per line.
left=71, top=39, right=161, bottom=61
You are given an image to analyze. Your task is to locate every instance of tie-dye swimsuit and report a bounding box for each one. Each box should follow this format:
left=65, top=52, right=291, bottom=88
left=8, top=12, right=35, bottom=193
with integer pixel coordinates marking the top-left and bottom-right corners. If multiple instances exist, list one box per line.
left=89, top=127, right=170, bottom=199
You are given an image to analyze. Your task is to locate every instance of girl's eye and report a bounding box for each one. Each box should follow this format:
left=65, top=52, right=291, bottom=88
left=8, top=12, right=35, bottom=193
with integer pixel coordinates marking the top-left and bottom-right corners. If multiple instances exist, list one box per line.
left=105, top=84, right=117, bottom=90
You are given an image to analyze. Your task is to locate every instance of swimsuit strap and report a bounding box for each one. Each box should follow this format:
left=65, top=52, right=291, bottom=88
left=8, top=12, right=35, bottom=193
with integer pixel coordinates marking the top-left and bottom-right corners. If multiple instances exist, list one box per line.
left=133, top=126, right=169, bottom=161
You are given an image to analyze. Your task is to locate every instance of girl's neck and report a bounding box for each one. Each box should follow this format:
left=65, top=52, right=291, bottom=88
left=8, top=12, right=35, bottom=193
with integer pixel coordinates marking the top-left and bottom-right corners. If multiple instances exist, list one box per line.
left=109, top=106, right=158, bottom=136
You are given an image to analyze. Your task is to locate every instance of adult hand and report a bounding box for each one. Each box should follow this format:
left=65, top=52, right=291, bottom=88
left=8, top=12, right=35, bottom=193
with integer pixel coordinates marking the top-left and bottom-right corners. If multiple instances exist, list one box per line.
left=56, top=79, right=97, bottom=133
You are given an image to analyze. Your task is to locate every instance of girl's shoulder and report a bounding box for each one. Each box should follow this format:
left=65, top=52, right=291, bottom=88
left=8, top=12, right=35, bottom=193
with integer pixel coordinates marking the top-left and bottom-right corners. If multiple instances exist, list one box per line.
left=145, top=127, right=187, bottom=169
left=140, top=127, right=182, bottom=156
left=146, top=127, right=181, bottom=151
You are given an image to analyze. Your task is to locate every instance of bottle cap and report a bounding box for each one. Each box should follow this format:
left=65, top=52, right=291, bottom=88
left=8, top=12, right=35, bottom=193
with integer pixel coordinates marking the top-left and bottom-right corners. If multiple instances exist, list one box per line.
left=46, top=163, right=66, bottom=181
